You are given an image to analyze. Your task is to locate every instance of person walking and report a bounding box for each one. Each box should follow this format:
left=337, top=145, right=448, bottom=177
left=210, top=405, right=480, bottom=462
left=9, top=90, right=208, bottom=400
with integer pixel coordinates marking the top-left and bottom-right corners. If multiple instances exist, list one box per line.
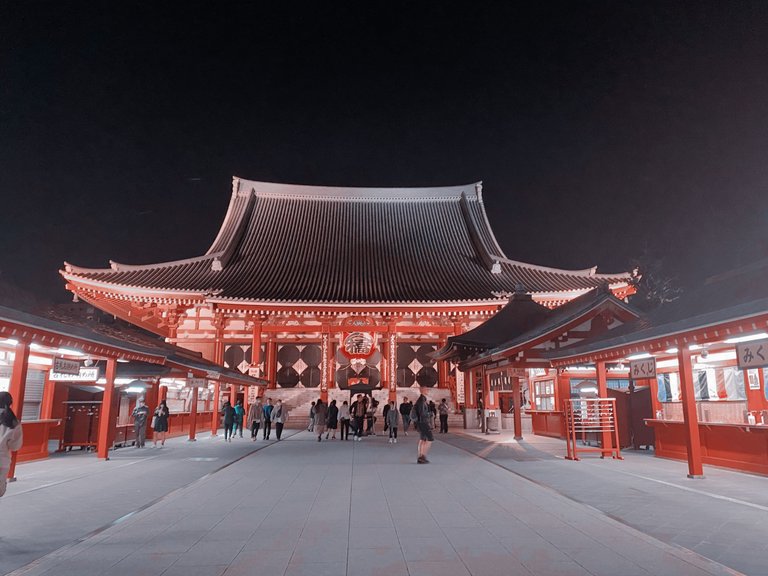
left=308, top=401, right=316, bottom=432
left=152, top=400, right=170, bottom=447
left=247, top=398, right=263, bottom=441
left=366, top=397, right=378, bottom=435
left=438, top=398, right=449, bottom=433
left=339, top=400, right=351, bottom=440
left=386, top=400, right=400, bottom=444
left=272, top=399, right=286, bottom=440
left=0, top=392, right=23, bottom=498
left=221, top=400, right=235, bottom=442
left=233, top=399, right=245, bottom=438
left=262, top=398, right=273, bottom=440
left=314, top=398, right=327, bottom=442
left=399, top=397, right=412, bottom=436
left=326, top=399, right=339, bottom=439
left=132, top=397, right=150, bottom=448
left=414, top=388, right=434, bottom=464
left=351, top=394, right=367, bottom=441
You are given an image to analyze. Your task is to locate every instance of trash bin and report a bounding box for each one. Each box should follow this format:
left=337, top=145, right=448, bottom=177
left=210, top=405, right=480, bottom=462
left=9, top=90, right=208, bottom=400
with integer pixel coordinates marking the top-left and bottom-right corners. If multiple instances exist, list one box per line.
left=485, top=410, right=500, bottom=434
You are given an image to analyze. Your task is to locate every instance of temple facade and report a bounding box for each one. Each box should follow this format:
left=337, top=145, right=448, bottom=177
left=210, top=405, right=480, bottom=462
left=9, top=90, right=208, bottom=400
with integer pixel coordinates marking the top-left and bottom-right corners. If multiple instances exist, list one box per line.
left=61, top=178, right=634, bottom=417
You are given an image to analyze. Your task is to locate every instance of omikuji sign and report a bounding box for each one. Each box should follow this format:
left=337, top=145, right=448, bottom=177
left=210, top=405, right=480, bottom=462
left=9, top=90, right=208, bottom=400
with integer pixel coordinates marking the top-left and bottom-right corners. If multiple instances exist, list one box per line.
left=736, top=339, right=768, bottom=370
left=53, top=357, right=80, bottom=375
left=630, top=357, right=656, bottom=379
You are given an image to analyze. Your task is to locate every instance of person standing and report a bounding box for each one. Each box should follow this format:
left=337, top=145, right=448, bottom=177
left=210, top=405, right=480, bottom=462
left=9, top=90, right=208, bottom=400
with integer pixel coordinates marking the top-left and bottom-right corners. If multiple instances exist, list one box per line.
left=382, top=401, right=391, bottom=433
left=399, top=397, right=412, bottom=436
left=308, top=401, right=316, bottom=432
left=438, top=398, right=449, bottom=433
left=221, top=400, right=235, bottom=442
left=415, top=388, right=434, bottom=464
left=233, top=399, right=245, bottom=438
left=247, top=398, right=263, bottom=441
left=272, top=399, right=285, bottom=440
left=386, top=400, right=400, bottom=444
left=262, top=398, right=273, bottom=440
left=132, top=398, right=150, bottom=448
left=366, top=397, right=378, bottom=435
left=314, top=399, right=327, bottom=442
left=152, top=400, right=170, bottom=447
left=339, top=400, right=351, bottom=440
left=0, top=392, right=23, bottom=498
left=326, top=399, right=339, bottom=439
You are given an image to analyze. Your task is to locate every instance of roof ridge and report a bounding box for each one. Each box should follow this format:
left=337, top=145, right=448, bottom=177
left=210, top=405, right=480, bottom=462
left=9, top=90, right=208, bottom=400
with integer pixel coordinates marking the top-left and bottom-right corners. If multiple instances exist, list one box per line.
left=495, top=256, right=628, bottom=279
left=63, top=253, right=220, bottom=275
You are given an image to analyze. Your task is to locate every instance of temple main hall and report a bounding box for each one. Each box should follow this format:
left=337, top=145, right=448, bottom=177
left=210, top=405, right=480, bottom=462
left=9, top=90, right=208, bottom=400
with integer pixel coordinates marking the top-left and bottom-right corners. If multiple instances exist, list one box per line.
left=61, top=178, right=634, bottom=416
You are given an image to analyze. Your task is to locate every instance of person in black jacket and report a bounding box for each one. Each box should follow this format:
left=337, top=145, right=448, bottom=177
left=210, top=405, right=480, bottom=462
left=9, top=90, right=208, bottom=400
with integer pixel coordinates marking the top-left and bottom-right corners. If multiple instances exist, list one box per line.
left=399, top=397, right=413, bottom=436
left=326, top=399, right=339, bottom=439
left=221, top=401, right=235, bottom=442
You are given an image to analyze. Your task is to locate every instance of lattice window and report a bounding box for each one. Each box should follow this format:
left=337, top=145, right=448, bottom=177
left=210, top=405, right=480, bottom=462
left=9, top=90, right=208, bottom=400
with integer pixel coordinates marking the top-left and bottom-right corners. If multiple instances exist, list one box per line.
left=396, top=343, right=438, bottom=388
left=224, top=344, right=265, bottom=375
left=277, top=344, right=322, bottom=388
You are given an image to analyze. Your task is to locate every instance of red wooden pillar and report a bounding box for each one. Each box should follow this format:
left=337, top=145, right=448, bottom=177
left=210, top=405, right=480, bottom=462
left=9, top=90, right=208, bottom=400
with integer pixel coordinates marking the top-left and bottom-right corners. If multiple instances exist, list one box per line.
left=145, top=380, right=159, bottom=441
left=677, top=348, right=704, bottom=478
left=188, top=383, right=199, bottom=441
left=97, top=359, right=118, bottom=460
left=266, top=340, right=277, bottom=389
left=595, top=360, right=613, bottom=457
left=210, top=382, right=220, bottom=436
left=512, top=376, right=523, bottom=440
left=40, top=370, right=55, bottom=420
left=438, top=338, right=449, bottom=389
left=7, top=341, right=30, bottom=481
left=159, top=384, right=168, bottom=403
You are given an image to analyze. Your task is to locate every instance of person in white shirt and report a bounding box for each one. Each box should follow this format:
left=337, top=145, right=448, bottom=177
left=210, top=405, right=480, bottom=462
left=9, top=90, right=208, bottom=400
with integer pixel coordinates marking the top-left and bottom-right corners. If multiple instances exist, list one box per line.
left=0, top=392, right=23, bottom=497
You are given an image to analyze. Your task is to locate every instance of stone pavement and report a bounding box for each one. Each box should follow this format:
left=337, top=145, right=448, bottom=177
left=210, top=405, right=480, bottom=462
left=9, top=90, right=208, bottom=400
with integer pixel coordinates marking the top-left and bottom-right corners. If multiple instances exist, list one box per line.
left=1, top=429, right=750, bottom=576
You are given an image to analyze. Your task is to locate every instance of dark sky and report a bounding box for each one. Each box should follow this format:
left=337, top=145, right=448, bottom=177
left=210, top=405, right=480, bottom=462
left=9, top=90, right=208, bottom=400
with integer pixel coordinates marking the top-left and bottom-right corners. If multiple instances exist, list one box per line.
left=2, top=2, right=768, bottom=303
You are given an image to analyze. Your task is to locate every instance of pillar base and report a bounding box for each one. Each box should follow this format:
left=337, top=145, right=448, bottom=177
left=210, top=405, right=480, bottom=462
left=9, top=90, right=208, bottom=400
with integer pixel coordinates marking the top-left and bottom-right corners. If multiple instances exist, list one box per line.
left=188, top=438, right=197, bottom=442
left=8, top=476, right=17, bottom=483
left=687, top=474, right=705, bottom=479
left=514, top=436, right=523, bottom=441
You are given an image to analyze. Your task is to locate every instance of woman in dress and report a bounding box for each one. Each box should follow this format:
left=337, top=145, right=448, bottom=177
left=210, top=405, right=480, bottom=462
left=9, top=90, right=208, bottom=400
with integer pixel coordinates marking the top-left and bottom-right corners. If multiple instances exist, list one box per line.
left=153, top=400, right=170, bottom=447
left=314, top=399, right=327, bottom=442
left=0, top=392, right=23, bottom=497
left=325, top=399, right=339, bottom=440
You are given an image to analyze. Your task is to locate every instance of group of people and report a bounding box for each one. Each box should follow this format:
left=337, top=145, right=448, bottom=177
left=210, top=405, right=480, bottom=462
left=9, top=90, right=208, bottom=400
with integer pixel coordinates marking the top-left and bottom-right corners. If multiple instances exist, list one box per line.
left=233, top=398, right=286, bottom=441
left=130, top=398, right=171, bottom=448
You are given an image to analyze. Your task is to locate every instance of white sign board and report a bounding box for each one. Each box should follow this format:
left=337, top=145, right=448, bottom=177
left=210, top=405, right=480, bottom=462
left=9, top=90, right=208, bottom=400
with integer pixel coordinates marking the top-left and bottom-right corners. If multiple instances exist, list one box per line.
left=737, top=340, right=768, bottom=370
left=747, top=369, right=761, bottom=390
left=50, top=367, right=100, bottom=382
left=247, top=385, right=259, bottom=403
left=53, top=357, right=81, bottom=375
left=188, top=378, right=208, bottom=388
left=455, top=370, right=465, bottom=404
left=630, top=357, right=657, bottom=379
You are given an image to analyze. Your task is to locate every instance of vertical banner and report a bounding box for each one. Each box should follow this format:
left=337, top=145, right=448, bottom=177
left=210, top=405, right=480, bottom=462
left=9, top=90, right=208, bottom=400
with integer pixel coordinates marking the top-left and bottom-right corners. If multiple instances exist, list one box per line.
left=455, top=369, right=465, bottom=404
left=321, top=333, right=329, bottom=393
left=389, top=332, right=397, bottom=395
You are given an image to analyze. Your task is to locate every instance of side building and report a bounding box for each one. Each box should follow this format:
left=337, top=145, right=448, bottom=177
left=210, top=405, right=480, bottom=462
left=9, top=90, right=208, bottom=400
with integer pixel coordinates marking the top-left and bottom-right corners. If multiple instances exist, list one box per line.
left=61, top=178, right=634, bottom=425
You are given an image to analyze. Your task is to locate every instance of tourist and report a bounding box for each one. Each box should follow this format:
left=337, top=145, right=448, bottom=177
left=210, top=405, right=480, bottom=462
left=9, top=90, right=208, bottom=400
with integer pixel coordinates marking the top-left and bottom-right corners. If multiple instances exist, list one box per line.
left=272, top=399, right=286, bottom=440
left=247, top=398, right=263, bottom=441
left=132, top=397, right=150, bottom=448
left=366, top=397, right=378, bottom=435
left=438, top=398, right=449, bottom=433
left=399, top=397, right=412, bottom=436
left=339, top=400, right=351, bottom=440
left=314, top=398, right=327, bottom=441
left=351, top=394, right=367, bottom=441
left=326, top=399, right=339, bottom=439
left=233, top=399, right=245, bottom=438
left=152, top=400, right=170, bottom=447
left=0, top=392, right=23, bottom=498
left=262, top=398, right=273, bottom=440
left=386, top=400, right=399, bottom=444
left=382, top=400, right=391, bottom=432
left=221, top=400, right=235, bottom=442
left=415, top=388, right=434, bottom=464
left=308, top=401, right=316, bottom=432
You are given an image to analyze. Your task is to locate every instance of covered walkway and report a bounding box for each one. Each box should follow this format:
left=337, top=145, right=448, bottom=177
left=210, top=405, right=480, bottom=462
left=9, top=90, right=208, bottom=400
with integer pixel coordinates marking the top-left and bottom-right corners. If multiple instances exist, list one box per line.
left=1, top=432, right=756, bottom=576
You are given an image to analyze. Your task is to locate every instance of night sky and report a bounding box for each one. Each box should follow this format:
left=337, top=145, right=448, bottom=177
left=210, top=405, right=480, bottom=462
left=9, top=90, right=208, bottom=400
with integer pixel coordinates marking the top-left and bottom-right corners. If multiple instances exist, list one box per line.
left=2, top=2, right=768, bottom=303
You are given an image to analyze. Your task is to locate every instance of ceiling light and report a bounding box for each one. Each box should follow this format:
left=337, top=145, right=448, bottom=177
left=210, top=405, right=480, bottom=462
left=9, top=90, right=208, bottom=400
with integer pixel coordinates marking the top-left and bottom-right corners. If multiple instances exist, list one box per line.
left=56, top=348, right=84, bottom=356
left=3, top=339, right=19, bottom=346
left=688, top=344, right=703, bottom=351
left=626, top=353, right=652, bottom=361
left=665, top=347, right=678, bottom=354
left=723, top=332, right=768, bottom=345
left=116, top=358, right=130, bottom=363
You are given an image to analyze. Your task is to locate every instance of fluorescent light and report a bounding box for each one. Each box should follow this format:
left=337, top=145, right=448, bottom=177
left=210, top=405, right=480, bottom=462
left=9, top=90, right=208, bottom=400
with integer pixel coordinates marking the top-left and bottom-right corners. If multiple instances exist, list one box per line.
left=700, top=350, right=737, bottom=363
left=665, top=348, right=678, bottom=354
left=117, top=358, right=130, bottom=363
left=116, top=378, right=136, bottom=385
left=580, top=387, right=598, bottom=394
left=3, top=339, right=19, bottom=346
left=28, top=355, right=53, bottom=366
left=626, top=353, right=652, bottom=360
left=30, top=343, right=44, bottom=351
left=724, top=332, right=768, bottom=344
left=56, top=348, right=84, bottom=356
left=688, top=344, right=703, bottom=351
left=124, top=386, right=145, bottom=394
left=657, top=359, right=679, bottom=369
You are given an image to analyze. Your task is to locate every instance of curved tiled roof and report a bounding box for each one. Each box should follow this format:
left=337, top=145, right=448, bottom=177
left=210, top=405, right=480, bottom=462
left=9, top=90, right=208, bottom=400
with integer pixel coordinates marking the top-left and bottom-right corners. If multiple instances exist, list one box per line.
left=63, top=178, right=632, bottom=304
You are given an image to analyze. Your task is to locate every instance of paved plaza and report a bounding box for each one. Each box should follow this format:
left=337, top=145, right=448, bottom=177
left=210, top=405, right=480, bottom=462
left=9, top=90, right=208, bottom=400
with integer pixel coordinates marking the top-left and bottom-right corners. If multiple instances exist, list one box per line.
left=1, top=429, right=764, bottom=576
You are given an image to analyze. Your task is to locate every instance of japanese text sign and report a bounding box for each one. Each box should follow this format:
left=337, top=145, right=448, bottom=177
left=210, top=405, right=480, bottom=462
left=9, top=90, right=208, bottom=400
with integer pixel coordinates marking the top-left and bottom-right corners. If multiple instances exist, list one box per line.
left=630, top=357, right=656, bottom=379
left=736, top=340, right=768, bottom=370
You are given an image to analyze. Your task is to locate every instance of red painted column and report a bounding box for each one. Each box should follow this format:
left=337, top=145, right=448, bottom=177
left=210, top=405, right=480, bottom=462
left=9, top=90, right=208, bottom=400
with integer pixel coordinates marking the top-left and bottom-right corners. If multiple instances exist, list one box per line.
left=7, top=341, right=30, bottom=481
left=438, top=338, right=449, bottom=389
left=188, top=384, right=199, bottom=441
left=512, top=376, right=523, bottom=440
left=40, top=370, right=55, bottom=420
left=266, top=340, right=277, bottom=389
left=595, top=360, right=613, bottom=457
left=97, top=359, right=118, bottom=460
left=145, top=380, right=159, bottom=442
left=677, top=348, right=704, bottom=478
left=210, top=382, right=220, bottom=436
